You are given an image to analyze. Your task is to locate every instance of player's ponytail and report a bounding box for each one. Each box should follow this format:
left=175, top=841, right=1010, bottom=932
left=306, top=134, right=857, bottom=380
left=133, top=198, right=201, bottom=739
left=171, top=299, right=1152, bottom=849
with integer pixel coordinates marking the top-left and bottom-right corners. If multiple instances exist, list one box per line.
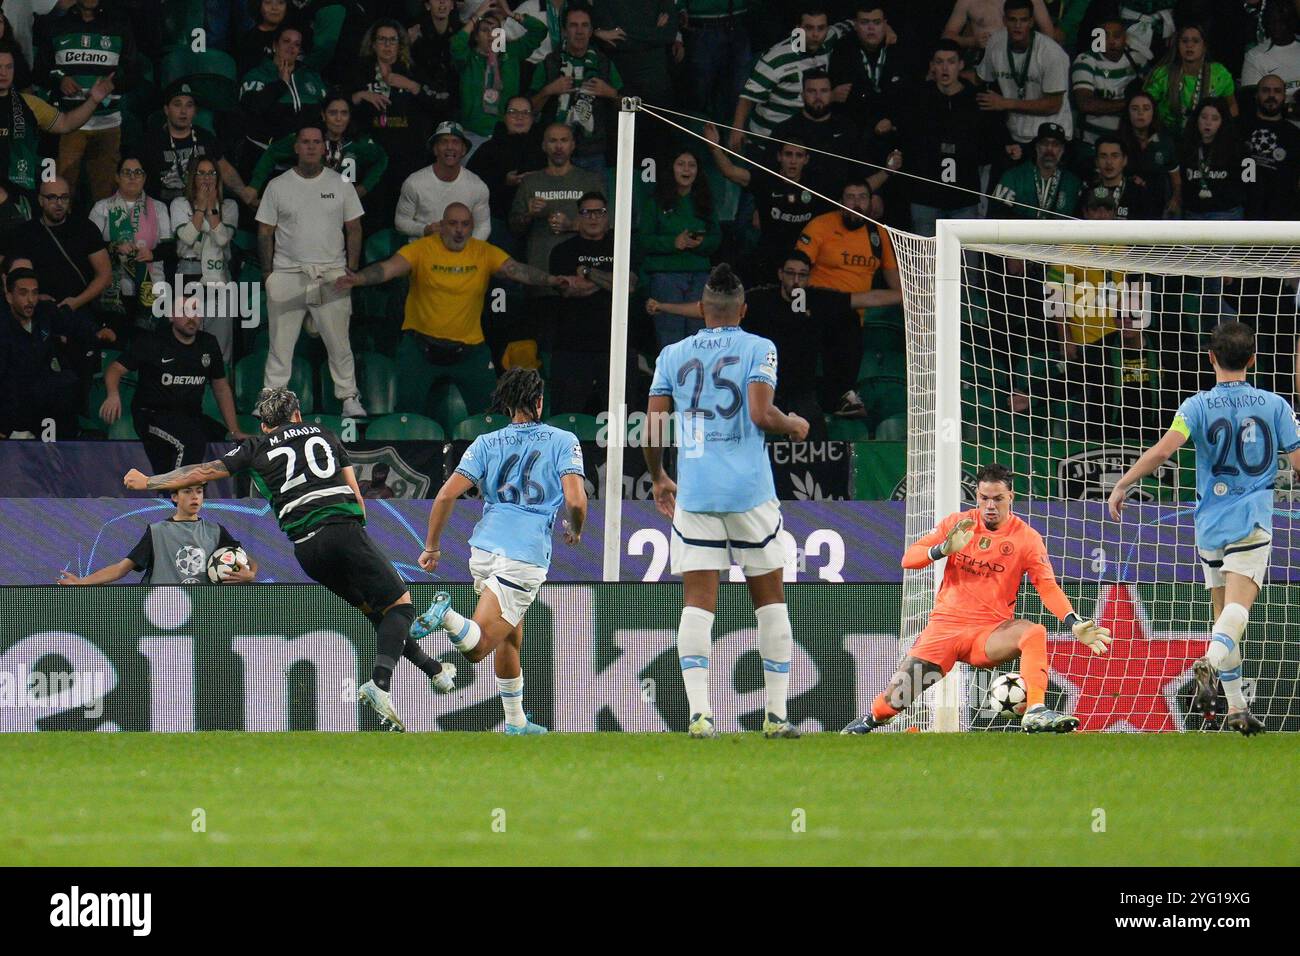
left=704, top=263, right=742, bottom=296
left=701, top=263, right=745, bottom=317
left=492, top=368, right=544, bottom=422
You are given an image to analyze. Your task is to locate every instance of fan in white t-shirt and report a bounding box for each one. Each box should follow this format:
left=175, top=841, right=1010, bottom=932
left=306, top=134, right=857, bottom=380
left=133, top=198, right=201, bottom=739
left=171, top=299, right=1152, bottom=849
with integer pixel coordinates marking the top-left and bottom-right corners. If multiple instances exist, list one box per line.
left=975, top=1, right=1073, bottom=146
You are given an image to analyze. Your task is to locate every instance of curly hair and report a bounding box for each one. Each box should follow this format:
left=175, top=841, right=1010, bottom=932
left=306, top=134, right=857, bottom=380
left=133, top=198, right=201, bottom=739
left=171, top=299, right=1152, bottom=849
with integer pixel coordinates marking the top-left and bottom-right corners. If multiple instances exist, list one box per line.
left=975, top=462, right=1014, bottom=491
left=254, top=387, right=301, bottom=428
left=360, top=18, right=413, bottom=70
left=491, top=368, right=545, bottom=421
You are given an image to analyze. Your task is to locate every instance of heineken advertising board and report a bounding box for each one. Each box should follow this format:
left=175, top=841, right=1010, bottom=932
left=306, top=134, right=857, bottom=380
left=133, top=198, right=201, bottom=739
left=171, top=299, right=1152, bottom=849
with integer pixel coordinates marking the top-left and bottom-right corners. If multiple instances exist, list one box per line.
left=3, top=583, right=1296, bottom=734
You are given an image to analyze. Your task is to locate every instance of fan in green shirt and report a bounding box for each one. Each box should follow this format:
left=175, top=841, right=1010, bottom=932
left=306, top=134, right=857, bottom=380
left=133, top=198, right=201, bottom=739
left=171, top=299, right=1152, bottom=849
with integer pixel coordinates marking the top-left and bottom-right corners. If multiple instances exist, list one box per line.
left=991, top=122, right=1082, bottom=219
left=248, top=96, right=389, bottom=197
left=451, top=2, right=548, bottom=139
left=1143, top=23, right=1236, bottom=139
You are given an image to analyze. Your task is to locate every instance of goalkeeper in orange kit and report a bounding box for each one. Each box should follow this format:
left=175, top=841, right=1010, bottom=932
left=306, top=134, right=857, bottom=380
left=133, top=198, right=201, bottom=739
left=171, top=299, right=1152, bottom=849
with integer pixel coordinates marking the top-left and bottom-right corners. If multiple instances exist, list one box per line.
left=843, top=463, right=1113, bottom=734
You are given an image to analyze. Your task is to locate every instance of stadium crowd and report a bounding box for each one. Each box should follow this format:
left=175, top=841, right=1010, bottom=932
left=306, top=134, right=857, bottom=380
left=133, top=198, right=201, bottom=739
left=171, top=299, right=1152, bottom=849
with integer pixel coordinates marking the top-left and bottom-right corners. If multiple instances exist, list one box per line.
left=0, top=0, right=1297, bottom=466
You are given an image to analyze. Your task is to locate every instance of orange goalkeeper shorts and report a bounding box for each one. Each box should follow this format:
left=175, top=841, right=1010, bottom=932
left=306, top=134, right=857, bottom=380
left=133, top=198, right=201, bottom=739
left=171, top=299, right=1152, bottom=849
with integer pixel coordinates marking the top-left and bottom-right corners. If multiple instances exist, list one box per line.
left=907, top=618, right=1002, bottom=674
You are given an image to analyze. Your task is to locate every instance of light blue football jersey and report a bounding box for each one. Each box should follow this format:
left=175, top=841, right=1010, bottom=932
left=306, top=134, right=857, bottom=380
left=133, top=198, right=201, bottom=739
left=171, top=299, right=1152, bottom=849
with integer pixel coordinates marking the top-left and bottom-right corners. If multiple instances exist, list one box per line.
left=649, top=325, right=778, bottom=513
left=1172, top=381, right=1300, bottom=550
left=454, top=422, right=584, bottom=569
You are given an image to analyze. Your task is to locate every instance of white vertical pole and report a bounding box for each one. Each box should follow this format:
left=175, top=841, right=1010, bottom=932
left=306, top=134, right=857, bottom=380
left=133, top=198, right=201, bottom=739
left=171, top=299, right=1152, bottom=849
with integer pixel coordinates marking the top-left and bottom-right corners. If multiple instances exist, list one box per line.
left=930, top=220, right=964, bottom=731
left=601, top=100, right=639, bottom=582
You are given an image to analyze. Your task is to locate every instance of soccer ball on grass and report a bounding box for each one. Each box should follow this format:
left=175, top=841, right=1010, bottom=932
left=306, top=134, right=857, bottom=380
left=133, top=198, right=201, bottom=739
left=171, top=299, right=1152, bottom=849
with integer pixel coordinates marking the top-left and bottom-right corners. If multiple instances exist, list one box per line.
left=987, top=672, right=1028, bottom=718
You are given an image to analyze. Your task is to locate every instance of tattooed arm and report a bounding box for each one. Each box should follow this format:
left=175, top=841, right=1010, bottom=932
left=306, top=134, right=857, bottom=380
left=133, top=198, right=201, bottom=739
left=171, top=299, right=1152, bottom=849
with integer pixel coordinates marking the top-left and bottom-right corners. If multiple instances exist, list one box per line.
left=334, top=253, right=413, bottom=291
left=124, top=460, right=232, bottom=491
left=495, top=257, right=567, bottom=289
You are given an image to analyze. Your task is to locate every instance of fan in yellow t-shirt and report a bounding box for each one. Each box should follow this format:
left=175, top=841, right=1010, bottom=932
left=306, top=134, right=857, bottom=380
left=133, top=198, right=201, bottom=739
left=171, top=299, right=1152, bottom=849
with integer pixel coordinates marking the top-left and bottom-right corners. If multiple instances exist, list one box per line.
left=334, top=202, right=568, bottom=413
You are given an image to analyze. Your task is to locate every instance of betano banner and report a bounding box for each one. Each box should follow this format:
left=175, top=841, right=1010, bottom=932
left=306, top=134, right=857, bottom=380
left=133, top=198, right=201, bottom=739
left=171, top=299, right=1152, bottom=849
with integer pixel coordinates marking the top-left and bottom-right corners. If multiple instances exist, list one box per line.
left=2, top=583, right=1296, bottom=733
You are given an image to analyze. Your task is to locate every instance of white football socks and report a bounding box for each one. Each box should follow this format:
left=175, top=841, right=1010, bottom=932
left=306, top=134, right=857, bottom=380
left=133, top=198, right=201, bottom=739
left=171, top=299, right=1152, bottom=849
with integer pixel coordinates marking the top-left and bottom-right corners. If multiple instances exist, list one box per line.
left=678, top=606, right=714, bottom=718
left=756, top=602, right=793, bottom=720
left=442, top=607, right=481, bottom=653
left=1209, top=603, right=1248, bottom=710
left=497, top=675, right=526, bottom=727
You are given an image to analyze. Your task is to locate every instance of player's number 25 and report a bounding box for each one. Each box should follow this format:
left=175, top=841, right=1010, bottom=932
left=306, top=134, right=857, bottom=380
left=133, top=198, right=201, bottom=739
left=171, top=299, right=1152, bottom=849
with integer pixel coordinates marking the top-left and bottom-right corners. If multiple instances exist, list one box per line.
left=266, top=437, right=337, bottom=492
left=1207, top=416, right=1274, bottom=477
left=678, top=356, right=742, bottom=419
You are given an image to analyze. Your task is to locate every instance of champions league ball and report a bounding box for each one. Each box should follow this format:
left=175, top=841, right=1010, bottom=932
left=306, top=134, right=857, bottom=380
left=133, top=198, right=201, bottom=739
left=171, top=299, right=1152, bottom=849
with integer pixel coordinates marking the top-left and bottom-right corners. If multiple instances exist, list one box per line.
left=207, top=546, right=250, bottom=583
left=988, top=673, right=1028, bottom=718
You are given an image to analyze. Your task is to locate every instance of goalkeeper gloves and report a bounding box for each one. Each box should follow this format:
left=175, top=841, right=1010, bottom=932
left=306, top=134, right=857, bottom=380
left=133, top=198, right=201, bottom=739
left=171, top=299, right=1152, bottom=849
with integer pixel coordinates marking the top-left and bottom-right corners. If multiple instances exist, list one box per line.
left=1069, top=616, right=1112, bottom=656
left=933, top=518, right=975, bottom=558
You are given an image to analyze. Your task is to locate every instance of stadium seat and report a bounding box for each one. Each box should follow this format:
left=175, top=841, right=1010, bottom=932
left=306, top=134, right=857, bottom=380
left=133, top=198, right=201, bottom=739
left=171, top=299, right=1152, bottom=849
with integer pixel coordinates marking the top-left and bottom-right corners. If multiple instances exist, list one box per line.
left=826, top=417, right=871, bottom=441
left=237, top=414, right=261, bottom=435
left=234, top=351, right=315, bottom=415
left=82, top=379, right=135, bottom=431
left=873, top=413, right=907, bottom=441
left=161, top=49, right=240, bottom=113
left=364, top=413, right=445, bottom=441
left=364, top=229, right=406, bottom=264
left=321, top=352, right=396, bottom=416
left=107, top=417, right=139, bottom=440
left=862, top=320, right=904, bottom=355
left=546, top=413, right=601, bottom=441
left=301, top=413, right=346, bottom=435
left=161, top=0, right=205, bottom=52
left=861, top=375, right=908, bottom=423
left=428, top=382, right=468, bottom=435
left=454, top=413, right=508, bottom=441
left=859, top=348, right=905, bottom=382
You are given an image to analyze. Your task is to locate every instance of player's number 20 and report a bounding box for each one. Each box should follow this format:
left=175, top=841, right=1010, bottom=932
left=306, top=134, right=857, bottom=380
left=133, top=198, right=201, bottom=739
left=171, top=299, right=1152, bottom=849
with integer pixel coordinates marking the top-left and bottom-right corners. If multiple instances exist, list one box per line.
left=1207, top=416, right=1274, bottom=477
left=266, top=437, right=338, bottom=492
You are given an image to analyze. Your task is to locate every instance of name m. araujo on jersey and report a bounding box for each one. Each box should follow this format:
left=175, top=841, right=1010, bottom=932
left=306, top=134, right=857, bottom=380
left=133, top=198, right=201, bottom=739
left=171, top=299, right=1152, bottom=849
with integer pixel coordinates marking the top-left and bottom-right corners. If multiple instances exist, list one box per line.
left=649, top=326, right=778, bottom=512
left=223, top=424, right=359, bottom=538
left=1173, top=380, right=1300, bottom=549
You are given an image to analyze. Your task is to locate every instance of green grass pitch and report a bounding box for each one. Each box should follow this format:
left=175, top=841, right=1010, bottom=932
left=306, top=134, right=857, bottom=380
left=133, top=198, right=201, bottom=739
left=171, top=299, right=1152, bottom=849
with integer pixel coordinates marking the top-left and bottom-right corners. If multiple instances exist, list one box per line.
left=2, top=733, right=1296, bottom=866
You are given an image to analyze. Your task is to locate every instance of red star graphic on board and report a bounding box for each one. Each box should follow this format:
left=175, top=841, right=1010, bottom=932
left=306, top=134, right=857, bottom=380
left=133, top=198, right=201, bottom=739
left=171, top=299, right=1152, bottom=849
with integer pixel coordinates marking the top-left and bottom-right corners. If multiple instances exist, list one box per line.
left=1047, top=584, right=1205, bottom=732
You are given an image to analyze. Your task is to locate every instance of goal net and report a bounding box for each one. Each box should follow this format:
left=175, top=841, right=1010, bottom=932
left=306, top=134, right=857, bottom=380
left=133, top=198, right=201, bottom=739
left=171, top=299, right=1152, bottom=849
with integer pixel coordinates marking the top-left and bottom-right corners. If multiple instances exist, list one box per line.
left=893, top=220, right=1300, bottom=733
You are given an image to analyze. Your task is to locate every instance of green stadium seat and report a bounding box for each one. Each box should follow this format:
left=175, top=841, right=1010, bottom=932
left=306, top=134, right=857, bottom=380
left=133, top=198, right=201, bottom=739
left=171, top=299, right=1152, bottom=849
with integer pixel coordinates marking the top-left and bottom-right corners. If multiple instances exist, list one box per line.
left=546, top=413, right=601, bottom=441
left=454, top=413, right=509, bottom=441
left=161, top=49, right=240, bottom=113
left=364, top=412, right=445, bottom=441
left=301, top=413, right=346, bottom=435
left=161, top=0, right=205, bottom=52
left=237, top=414, right=261, bottom=435
left=322, top=352, right=397, bottom=416
left=826, top=416, right=871, bottom=441
left=107, top=417, right=139, bottom=440
left=873, top=413, right=908, bottom=441
left=861, top=375, right=908, bottom=423
left=429, top=382, right=468, bottom=435
left=234, top=351, right=314, bottom=414
left=862, top=321, right=905, bottom=355
left=83, top=379, right=135, bottom=431
left=859, top=348, right=906, bottom=382
left=364, top=228, right=406, bottom=264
